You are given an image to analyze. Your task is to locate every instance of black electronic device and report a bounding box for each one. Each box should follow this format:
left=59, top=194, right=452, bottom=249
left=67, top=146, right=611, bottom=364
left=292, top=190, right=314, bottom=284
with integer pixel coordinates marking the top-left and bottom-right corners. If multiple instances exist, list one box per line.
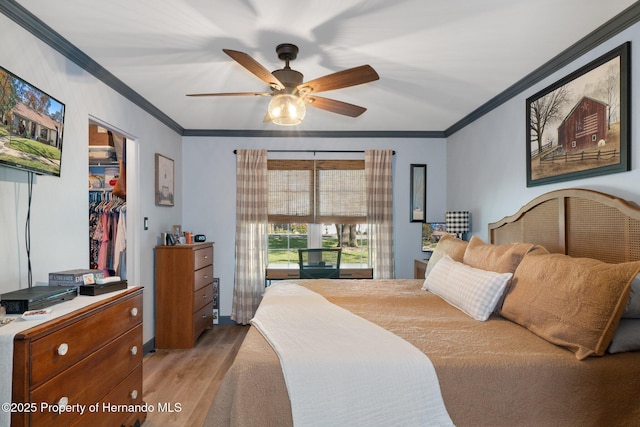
left=80, top=279, right=127, bottom=296
left=0, top=286, right=77, bottom=314
left=194, top=234, right=206, bottom=242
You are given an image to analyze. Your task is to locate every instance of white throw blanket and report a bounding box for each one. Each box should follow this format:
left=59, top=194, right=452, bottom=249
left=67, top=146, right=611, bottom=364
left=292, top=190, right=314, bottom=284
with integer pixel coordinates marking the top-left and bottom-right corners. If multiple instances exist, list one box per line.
left=250, top=282, right=455, bottom=427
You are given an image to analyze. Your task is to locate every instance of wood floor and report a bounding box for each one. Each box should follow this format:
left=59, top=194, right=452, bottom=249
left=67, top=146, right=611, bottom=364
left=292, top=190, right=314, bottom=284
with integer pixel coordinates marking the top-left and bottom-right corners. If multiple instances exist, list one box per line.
left=141, top=324, right=249, bottom=427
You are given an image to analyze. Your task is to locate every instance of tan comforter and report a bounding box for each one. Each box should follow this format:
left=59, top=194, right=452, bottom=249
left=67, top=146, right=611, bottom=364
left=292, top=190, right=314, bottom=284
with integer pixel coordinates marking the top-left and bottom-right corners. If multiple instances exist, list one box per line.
left=206, top=279, right=640, bottom=427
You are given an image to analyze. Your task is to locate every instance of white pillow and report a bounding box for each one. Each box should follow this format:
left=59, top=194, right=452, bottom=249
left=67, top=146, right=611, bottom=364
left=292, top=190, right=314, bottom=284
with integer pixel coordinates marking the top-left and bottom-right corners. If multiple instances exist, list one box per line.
left=425, top=255, right=512, bottom=321
left=623, top=274, right=640, bottom=318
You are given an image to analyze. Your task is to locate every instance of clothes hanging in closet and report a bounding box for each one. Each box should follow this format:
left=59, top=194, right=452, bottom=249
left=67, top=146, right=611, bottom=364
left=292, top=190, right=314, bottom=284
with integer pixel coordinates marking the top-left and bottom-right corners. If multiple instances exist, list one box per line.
left=89, top=191, right=126, bottom=276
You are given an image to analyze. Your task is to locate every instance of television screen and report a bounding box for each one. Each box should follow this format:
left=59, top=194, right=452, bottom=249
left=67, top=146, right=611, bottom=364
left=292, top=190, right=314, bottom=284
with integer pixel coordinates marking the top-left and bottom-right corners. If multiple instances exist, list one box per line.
left=422, top=222, right=449, bottom=252
left=0, top=66, right=65, bottom=177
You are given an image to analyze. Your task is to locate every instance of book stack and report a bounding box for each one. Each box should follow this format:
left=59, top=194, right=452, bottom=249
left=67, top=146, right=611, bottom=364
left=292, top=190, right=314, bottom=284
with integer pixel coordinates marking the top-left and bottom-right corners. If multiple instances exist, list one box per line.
left=49, top=269, right=106, bottom=286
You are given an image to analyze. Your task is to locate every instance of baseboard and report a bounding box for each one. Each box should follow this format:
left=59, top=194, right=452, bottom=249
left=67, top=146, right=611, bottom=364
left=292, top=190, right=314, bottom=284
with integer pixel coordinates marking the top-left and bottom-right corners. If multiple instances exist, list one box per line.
left=143, top=338, right=155, bottom=355
left=218, top=315, right=236, bottom=325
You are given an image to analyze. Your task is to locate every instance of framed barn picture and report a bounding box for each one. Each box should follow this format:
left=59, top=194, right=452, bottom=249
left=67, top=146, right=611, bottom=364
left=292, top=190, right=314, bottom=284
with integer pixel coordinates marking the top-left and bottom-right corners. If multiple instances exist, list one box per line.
left=526, top=42, right=630, bottom=187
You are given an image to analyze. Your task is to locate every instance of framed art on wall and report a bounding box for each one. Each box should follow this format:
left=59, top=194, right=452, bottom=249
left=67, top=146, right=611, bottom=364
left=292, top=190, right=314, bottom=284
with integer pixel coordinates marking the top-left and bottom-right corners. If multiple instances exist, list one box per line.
left=410, top=164, right=426, bottom=222
left=526, top=42, right=630, bottom=187
left=155, top=153, right=174, bottom=206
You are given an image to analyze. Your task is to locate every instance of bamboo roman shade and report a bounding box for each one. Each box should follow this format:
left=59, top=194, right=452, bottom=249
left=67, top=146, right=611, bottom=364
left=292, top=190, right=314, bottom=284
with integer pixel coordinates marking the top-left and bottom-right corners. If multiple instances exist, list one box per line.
left=268, top=159, right=366, bottom=224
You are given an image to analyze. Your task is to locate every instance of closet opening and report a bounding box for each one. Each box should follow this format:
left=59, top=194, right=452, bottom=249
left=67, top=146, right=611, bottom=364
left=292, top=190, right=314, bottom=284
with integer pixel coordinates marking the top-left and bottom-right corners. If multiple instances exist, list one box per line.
left=88, top=120, right=136, bottom=282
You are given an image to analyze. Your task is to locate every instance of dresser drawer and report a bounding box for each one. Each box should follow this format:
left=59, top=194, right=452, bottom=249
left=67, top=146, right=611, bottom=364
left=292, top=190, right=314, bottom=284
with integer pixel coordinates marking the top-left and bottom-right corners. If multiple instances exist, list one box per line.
left=194, top=245, right=213, bottom=270
left=31, top=325, right=142, bottom=426
left=194, top=283, right=213, bottom=313
left=194, top=264, right=214, bottom=291
left=193, top=301, right=213, bottom=341
left=71, top=365, right=144, bottom=427
left=30, top=293, right=143, bottom=386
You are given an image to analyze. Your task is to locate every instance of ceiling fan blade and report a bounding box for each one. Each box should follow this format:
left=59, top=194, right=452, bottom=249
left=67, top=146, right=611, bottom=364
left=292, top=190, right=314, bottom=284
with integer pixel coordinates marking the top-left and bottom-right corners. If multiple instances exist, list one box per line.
left=305, top=96, right=367, bottom=117
left=186, top=92, right=271, bottom=97
left=299, top=65, right=379, bottom=94
left=223, top=49, right=284, bottom=89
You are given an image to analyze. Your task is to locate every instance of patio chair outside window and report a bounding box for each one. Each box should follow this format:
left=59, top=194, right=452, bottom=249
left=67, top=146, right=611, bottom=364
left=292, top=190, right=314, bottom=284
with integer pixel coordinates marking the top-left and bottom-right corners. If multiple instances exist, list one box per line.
left=298, top=248, right=342, bottom=279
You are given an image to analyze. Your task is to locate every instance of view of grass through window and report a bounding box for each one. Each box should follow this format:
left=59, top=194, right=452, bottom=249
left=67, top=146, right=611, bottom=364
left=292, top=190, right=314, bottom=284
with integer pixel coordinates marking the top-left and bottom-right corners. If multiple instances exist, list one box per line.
left=268, top=224, right=368, bottom=266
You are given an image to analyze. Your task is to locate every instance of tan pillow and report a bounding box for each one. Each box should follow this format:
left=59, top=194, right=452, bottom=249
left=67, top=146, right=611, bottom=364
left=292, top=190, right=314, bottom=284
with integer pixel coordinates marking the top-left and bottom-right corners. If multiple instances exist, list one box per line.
left=463, top=236, right=535, bottom=274
left=422, top=234, right=468, bottom=285
left=501, top=252, right=640, bottom=360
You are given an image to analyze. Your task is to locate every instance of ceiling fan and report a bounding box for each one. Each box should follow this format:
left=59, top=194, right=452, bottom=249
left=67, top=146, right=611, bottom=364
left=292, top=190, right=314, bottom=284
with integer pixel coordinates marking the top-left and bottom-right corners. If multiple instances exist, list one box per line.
left=187, top=43, right=380, bottom=126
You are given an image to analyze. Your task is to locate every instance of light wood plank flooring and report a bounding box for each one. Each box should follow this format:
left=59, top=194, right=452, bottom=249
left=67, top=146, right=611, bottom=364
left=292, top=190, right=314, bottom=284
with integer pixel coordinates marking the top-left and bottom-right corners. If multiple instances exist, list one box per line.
left=142, top=324, right=249, bottom=427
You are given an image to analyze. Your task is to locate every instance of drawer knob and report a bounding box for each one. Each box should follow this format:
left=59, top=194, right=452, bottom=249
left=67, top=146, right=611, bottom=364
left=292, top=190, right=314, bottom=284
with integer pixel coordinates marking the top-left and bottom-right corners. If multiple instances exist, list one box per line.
left=203, top=275, right=209, bottom=279
left=57, top=343, right=69, bottom=356
left=130, top=345, right=138, bottom=356
left=130, top=390, right=138, bottom=400
left=58, top=396, right=69, bottom=406
left=130, top=307, right=139, bottom=317
left=202, top=313, right=208, bottom=319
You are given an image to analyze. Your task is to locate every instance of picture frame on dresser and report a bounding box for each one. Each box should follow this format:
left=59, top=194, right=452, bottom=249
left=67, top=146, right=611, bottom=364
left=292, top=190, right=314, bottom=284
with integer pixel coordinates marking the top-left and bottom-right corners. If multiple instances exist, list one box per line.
left=422, top=222, right=448, bottom=252
left=526, top=41, right=630, bottom=187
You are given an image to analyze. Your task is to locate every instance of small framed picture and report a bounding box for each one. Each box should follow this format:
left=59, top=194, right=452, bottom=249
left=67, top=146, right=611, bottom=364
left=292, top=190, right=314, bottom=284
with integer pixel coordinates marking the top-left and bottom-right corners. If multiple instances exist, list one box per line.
left=172, top=224, right=182, bottom=237
left=155, top=153, right=175, bottom=206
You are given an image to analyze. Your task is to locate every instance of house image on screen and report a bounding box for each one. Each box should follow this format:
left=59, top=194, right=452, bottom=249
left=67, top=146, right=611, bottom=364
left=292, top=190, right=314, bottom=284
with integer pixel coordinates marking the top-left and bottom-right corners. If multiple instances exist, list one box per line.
left=10, top=102, right=63, bottom=149
left=557, top=96, right=607, bottom=152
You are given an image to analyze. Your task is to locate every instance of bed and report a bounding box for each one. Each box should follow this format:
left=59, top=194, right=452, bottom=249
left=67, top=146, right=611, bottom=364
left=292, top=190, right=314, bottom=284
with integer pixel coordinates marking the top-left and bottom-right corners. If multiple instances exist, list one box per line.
left=206, top=188, right=640, bottom=427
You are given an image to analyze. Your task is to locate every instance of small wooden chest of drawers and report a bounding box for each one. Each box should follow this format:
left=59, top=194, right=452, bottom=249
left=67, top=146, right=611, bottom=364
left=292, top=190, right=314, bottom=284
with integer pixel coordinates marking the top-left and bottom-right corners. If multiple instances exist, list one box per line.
left=155, top=242, right=215, bottom=349
left=414, top=258, right=430, bottom=279
left=12, top=287, right=144, bottom=427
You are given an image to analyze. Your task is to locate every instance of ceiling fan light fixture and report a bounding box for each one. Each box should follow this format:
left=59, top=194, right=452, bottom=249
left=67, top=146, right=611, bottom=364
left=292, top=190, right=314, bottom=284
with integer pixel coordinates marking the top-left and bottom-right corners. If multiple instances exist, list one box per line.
left=268, top=94, right=306, bottom=126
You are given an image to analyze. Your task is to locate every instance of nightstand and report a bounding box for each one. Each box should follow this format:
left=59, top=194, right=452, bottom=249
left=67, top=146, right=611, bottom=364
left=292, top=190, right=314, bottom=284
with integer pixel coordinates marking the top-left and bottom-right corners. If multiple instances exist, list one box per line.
left=414, top=258, right=430, bottom=279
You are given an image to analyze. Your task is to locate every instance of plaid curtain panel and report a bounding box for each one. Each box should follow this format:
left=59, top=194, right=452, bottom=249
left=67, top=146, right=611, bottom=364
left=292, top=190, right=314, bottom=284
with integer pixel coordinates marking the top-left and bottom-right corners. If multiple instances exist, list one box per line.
left=232, top=149, right=268, bottom=324
left=365, top=150, right=395, bottom=279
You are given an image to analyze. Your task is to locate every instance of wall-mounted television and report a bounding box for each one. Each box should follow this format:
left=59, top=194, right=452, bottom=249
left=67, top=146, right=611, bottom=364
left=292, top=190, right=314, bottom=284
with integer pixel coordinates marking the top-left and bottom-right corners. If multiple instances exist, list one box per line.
left=422, top=222, right=449, bottom=252
left=0, top=65, right=65, bottom=177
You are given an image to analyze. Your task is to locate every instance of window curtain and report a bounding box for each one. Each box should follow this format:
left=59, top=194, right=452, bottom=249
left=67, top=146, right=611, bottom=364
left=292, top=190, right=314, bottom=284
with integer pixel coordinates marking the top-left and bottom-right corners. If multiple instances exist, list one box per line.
left=267, top=160, right=365, bottom=224
left=365, top=149, right=395, bottom=278
left=232, top=149, right=268, bottom=324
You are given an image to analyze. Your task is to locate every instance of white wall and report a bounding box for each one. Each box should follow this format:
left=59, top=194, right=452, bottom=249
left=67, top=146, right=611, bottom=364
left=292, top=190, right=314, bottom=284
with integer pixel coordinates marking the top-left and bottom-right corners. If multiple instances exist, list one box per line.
left=182, top=137, right=447, bottom=318
left=0, top=15, right=183, bottom=344
left=447, top=23, right=640, bottom=242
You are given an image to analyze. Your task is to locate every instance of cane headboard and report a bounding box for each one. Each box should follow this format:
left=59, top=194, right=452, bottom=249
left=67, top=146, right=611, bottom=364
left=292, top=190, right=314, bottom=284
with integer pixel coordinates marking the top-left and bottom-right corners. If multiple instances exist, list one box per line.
left=489, top=188, right=640, bottom=264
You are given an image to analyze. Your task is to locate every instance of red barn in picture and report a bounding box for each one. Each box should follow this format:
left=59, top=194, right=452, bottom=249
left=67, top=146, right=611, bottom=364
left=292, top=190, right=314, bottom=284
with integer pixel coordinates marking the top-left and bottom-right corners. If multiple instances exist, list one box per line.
left=557, top=96, right=607, bottom=152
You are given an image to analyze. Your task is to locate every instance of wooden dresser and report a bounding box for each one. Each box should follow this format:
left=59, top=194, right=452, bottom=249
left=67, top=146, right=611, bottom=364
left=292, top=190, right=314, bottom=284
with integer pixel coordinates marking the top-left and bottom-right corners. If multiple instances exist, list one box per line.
left=155, top=242, right=214, bottom=349
left=11, top=287, right=144, bottom=427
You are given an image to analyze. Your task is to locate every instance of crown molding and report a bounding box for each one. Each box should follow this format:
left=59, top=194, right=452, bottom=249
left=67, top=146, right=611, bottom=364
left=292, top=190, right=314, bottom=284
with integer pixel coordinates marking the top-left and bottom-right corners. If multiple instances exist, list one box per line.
left=182, top=129, right=445, bottom=138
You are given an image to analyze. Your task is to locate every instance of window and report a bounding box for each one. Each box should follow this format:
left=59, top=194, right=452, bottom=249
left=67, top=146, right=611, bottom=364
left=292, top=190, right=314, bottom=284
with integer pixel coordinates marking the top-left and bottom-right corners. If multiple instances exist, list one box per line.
left=267, top=223, right=368, bottom=267
left=267, top=160, right=368, bottom=267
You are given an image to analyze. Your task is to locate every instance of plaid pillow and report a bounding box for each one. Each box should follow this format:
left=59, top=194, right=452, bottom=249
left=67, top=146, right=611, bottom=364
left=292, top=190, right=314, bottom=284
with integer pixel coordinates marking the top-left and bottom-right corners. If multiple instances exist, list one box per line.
left=425, top=255, right=512, bottom=321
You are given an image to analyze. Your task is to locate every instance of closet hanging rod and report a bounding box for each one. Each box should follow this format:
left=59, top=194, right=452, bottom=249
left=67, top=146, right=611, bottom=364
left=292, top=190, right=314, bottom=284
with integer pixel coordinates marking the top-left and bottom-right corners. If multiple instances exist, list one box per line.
left=233, top=149, right=395, bottom=154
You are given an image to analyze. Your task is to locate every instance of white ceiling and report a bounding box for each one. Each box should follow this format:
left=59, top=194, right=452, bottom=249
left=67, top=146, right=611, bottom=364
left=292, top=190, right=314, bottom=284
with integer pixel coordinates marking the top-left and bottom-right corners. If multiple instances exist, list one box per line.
left=12, top=0, right=638, bottom=133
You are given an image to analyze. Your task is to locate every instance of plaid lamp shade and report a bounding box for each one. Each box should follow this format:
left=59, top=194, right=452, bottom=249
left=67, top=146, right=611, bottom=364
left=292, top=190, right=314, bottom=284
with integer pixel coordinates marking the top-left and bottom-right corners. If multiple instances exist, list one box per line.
left=445, top=211, right=470, bottom=235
